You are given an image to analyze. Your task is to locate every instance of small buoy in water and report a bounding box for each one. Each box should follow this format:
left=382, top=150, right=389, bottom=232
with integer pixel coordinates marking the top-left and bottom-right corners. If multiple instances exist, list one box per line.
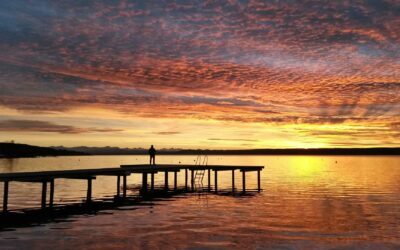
left=335, top=161, right=337, bottom=163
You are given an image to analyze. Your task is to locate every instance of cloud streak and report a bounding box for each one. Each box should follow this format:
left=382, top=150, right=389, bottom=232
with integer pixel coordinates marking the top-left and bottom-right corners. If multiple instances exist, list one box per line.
left=0, top=120, right=123, bottom=134
left=208, top=138, right=259, bottom=142
left=155, top=131, right=181, bottom=135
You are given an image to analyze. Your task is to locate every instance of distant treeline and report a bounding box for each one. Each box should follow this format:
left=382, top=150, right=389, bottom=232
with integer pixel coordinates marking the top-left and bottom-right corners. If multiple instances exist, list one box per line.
left=56, top=146, right=400, bottom=156
left=164, top=148, right=400, bottom=155
left=1, top=143, right=399, bottom=158
left=0, top=143, right=88, bottom=158
left=52, top=146, right=148, bottom=155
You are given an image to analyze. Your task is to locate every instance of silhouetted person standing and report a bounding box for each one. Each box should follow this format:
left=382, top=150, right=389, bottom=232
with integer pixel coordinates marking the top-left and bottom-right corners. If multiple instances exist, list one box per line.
left=149, top=145, right=156, bottom=165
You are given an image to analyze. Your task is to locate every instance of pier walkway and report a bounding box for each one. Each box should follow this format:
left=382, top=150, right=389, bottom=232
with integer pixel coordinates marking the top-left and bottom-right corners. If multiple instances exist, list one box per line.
left=0, top=164, right=264, bottom=213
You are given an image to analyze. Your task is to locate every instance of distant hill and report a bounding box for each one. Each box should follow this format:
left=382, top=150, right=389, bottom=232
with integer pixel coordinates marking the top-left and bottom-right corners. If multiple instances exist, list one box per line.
left=2, top=143, right=399, bottom=158
left=170, top=148, right=400, bottom=155
left=53, top=146, right=400, bottom=156
left=52, top=146, right=182, bottom=155
left=0, top=143, right=88, bottom=158
left=52, top=146, right=148, bottom=155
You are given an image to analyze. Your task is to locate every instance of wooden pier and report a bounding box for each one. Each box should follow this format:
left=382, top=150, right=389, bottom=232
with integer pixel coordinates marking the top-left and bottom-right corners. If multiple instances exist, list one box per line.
left=0, top=164, right=264, bottom=213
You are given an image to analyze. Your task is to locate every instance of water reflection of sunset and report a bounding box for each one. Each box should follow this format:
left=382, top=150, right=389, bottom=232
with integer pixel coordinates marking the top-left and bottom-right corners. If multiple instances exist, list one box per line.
left=2, top=155, right=399, bottom=249
left=286, top=157, right=326, bottom=179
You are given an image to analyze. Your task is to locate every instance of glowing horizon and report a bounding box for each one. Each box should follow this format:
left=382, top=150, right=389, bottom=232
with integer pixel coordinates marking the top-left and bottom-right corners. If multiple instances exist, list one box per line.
left=0, top=1, right=399, bottom=149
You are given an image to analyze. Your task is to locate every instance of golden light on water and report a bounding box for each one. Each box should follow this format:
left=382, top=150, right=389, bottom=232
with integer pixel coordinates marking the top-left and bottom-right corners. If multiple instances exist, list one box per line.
left=286, top=157, right=327, bottom=180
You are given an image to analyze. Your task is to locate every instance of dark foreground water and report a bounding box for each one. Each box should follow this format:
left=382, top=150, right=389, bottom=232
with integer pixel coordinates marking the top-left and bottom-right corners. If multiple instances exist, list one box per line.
left=0, top=155, right=399, bottom=249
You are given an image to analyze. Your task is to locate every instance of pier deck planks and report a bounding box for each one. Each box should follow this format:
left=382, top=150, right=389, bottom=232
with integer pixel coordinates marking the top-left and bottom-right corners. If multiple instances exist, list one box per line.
left=0, top=164, right=263, bottom=182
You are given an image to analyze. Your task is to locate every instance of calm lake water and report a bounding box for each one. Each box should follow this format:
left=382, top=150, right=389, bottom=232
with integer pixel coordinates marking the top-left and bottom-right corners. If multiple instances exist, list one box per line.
left=0, top=155, right=399, bottom=249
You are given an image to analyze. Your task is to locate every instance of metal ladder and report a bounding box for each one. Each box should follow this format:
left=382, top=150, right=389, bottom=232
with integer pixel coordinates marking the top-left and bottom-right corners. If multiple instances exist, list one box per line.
left=194, top=155, right=208, bottom=191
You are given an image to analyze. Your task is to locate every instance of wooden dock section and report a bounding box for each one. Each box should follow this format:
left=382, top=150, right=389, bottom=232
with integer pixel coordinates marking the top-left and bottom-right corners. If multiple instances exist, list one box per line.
left=0, top=164, right=264, bottom=213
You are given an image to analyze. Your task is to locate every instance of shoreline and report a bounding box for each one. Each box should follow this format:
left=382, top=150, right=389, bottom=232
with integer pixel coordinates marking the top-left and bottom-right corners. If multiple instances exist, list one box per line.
left=1, top=152, right=400, bottom=159
left=1, top=143, right=400, bottom=158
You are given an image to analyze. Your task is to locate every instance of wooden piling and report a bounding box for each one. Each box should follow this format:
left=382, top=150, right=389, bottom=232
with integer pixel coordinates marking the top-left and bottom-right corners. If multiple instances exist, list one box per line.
left=208, top=169, right=211, bottom=191
left=232, top=170, right=235, bottom=193
left=214, top=170, right=218, bottom=193
left=142, top=173, right=148, bottom=193
left=123, top=175, right=127, bottom=198
left=151, top=173, right=154, bottom=192
left=86, top=178, right=92, bottom=203
left=49, top=179, right=54, bottom=208
left=191, top=169, right=194, bottom=191
left=164, top=171, right=169, bottom=190
left=185, top=169, right=188, bottom=191
left=41, top=181, right=47, bottom=209
left=242, top=171, right=246, bottom=193
left=174, top=171, right=177, bottom=191
left=117, top=175, right=121, bottom=197
left=257, top=170, right=261, bottom=192
left=3, top=181, right=9, bottom=213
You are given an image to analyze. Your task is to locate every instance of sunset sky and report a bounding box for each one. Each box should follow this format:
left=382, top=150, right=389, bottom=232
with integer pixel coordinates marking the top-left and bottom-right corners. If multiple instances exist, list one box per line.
left=0, top=0, right=399, bottom=149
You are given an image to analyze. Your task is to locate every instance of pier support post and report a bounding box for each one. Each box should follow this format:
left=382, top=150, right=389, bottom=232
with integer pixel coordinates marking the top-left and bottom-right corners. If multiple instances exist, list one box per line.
left=214, top=170, right=218, bottom=193
left=49, top=179, right=54, bottom=208
left=86, top=178, right=92, bottom=203
left=242, top=171, right=246, bottom=193
left=174, top=171, right=177, bottom=191
left=151, top=173, right=154, bottom=192
left=191, top=169, right=194, bottom=191
left=185, top=169, right=188, bottom=191
left=257, top=170, right=261, bottom=192
left=232, top=170, right=235, bottom=194
left=164, top=171, right=169, bottom=190
left=123, top=175, right=127, bottom=198
left=41, top=181, right=47, bottom=209
left=142, top=173, right=148, bottom=193
left=117, top=175, right=121, bottom=197
left=3, top=181, right=9, bottom=213
left=208, top=169, right=211, bottom=192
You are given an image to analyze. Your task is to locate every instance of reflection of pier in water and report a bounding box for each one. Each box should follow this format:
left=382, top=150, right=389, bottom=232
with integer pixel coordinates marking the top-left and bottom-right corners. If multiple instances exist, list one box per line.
left=0, top=164, right=263, bottom=229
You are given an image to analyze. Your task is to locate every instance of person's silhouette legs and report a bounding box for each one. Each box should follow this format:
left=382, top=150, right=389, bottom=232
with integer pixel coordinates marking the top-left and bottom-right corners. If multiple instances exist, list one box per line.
left=150, top=156, right=155, bottom=165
